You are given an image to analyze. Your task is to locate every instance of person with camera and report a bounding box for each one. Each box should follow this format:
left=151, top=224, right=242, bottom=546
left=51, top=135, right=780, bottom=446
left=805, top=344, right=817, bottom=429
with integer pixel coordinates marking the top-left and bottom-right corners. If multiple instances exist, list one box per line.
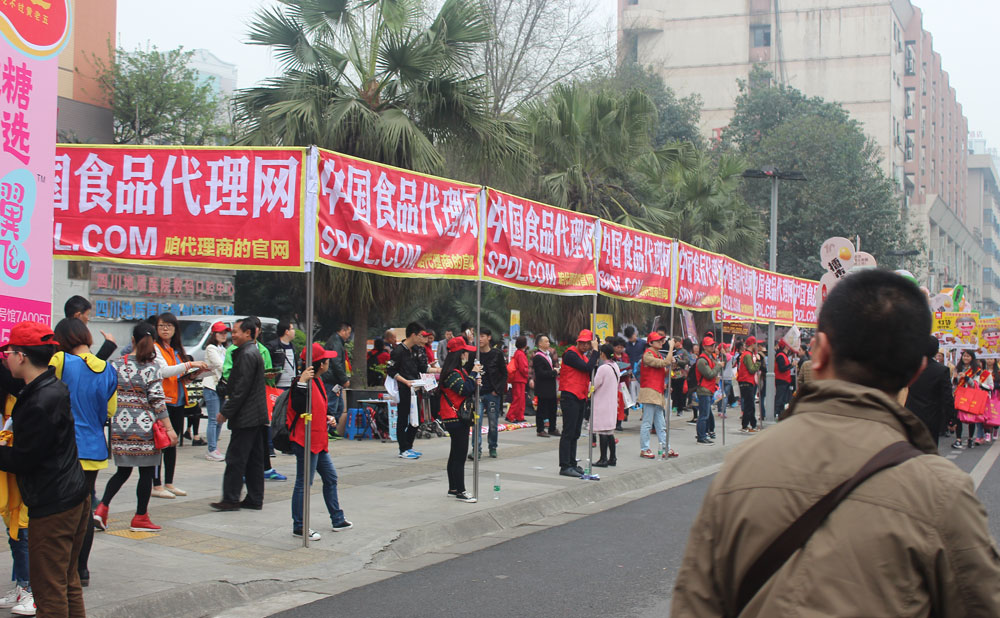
left=439, top=337, right=480, bottom=503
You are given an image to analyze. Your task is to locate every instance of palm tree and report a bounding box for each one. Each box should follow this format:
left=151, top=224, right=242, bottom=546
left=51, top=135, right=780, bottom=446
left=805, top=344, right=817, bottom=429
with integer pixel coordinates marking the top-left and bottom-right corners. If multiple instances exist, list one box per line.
left=234, top=0, right=530, bottom=384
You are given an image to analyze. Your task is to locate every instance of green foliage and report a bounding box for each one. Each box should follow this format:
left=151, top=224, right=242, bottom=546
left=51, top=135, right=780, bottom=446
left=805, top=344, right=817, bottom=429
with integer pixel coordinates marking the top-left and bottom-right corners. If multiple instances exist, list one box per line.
left=88, top=46, right=229, bottom=145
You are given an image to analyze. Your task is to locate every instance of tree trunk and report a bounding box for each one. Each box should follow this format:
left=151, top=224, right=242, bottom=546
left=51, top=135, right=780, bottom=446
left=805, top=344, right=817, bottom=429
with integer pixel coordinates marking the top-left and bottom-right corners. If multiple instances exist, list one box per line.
left=352, top=309, right=369, bottom=388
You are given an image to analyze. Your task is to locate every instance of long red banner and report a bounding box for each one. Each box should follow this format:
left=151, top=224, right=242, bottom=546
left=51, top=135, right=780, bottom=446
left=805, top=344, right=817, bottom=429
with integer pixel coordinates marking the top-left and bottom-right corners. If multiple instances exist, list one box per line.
left=675, top=242, right=724, bottom=310
left=52, top=145, right=306, bottom=271
left=597, top=221, right=673, bottom=305
left=753, top=267, right=797, bottom=326
left=315, top=149, right=480, bottom=278
left=792, top=277, right=820, bottom=326
left=722, top=257, right=756, bottom=319
left=483, top=189, right=597, bottom=295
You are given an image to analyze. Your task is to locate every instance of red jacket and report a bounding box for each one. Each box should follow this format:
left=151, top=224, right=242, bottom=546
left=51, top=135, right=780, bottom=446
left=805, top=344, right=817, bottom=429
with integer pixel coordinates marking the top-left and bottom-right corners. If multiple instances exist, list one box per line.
left=737, top=351, right=757, bottom=385
left=287, top=377, right=330, bottom=454
left=509, top=349, right=530, bottom=384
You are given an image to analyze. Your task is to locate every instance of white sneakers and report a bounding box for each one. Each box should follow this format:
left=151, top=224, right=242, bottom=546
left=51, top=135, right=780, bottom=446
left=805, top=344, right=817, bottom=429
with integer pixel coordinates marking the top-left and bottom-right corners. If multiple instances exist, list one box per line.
left=1, top=586, right=35, bottom=615
left=205, top=450, right=225, bottom=461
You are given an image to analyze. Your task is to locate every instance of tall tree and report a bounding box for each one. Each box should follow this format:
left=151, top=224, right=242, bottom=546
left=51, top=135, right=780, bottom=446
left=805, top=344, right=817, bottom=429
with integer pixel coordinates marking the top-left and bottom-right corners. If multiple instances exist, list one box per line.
left=87, top=46, right=229, bottom=145
left=235, top=0, right=529, bottom=384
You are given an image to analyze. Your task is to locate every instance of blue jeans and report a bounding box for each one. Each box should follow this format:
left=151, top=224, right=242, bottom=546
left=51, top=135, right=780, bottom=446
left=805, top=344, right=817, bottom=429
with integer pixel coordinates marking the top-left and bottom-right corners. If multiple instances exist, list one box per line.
left=7, top=528, right=28, bottom=588
left=291, top=443, right=346, bottom=531
left=697, top=394, right=713, bottom=441
left=471, top=392, right=500, bottom=452
left=204, top=388, right=223, bottom=452
left=639, top=403, right=666, bottom=452
left=327, top=386, right=344, bottom=418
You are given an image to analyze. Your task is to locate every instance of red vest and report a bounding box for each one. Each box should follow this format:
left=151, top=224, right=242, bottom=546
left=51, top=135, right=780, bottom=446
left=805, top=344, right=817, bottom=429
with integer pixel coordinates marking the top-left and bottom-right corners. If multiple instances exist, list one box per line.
left=287, top=378, right=330, bottom=454
left=439, top=369, right=470, bottom=420
left=639, top=350, right=667, bottom=393
left=736, top=351, right=756, bottom=385
left=775, top=351, right=792, bottom=383
left=559, top=348, right=591, bottom=400
left=696, top=353, right=717, bottom=391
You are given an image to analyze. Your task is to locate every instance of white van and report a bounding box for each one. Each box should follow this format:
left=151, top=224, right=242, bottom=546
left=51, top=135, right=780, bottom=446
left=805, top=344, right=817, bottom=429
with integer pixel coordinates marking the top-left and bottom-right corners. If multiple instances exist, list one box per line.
left=179, top=315, right=279, bottom=362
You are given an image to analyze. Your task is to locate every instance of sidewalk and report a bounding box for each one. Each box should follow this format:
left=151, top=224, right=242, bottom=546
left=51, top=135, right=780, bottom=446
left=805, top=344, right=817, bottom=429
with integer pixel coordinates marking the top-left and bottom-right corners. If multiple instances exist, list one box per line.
left=4, top=408, right=754, bottom=618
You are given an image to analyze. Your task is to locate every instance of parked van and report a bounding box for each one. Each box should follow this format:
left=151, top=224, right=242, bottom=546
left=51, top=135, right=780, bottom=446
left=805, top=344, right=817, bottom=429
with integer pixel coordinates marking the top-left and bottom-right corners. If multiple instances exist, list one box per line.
left=179, top=315, right=279, bottom=362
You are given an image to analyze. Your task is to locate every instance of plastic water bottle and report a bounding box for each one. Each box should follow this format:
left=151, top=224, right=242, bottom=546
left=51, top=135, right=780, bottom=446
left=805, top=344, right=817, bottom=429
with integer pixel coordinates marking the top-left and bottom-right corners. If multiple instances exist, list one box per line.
left=657, top=446, right=664, bottom=460
left=493, top=473, right=500, bottom=500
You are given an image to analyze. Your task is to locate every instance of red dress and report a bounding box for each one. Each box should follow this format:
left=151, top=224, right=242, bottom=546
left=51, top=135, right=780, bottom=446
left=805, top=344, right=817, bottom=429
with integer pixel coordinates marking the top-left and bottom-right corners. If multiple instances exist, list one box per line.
left=506, top=349, right=530, bottom=422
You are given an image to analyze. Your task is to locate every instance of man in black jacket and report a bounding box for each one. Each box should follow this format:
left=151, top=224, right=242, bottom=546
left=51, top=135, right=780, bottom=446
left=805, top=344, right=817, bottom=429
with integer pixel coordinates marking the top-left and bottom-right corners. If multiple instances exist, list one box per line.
left=0, top=321, right=90, bottom=616
left=212, top=317, right=269, bottom=511
left=905, top=335, right=953, bottom=448
left=465, top=328, right=507, bottom=459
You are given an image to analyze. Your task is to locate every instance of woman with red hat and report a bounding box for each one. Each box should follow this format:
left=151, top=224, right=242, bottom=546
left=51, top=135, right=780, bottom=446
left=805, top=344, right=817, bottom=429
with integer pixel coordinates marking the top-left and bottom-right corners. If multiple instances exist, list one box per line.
left=439, top=337, right=481, bottom=502
left=202, top=322, right=230, bottom=461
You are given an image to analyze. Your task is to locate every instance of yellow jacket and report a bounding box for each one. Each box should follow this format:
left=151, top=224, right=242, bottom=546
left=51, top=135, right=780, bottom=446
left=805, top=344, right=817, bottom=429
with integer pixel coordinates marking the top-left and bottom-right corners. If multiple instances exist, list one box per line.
left=0, top=394, right=26, bottom=539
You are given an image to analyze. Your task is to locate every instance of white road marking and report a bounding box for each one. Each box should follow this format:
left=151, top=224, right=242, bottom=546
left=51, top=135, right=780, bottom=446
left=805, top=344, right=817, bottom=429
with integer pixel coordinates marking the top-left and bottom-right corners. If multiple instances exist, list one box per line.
left=970, top=439, right=1000, bottom=490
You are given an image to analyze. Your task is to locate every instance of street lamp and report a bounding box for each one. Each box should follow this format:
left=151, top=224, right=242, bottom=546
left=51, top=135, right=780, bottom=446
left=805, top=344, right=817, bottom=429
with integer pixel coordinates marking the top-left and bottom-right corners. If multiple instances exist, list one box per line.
left=742, top=167, right=806, bottom=425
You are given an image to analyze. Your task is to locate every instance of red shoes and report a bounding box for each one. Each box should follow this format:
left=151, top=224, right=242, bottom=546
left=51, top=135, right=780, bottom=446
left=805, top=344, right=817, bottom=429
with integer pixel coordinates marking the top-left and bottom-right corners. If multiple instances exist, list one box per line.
left=93, top=503, right=109, bottom=531
left=129, top=513, right=161, bottom=532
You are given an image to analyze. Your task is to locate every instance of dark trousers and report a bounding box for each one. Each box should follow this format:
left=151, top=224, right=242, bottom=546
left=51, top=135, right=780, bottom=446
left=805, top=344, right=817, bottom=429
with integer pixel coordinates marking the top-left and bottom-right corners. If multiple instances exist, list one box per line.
left=559, top=393, right=586, bottom=469
left=670, top=378, right=687, bottom=412
left=154, top=404, right=185, bottom=486
left=598, top=434, right=617, bottom=461
left=223, top=425, right=267, bottom=505
left=775, top=380, right=792, bottom=420
left=397, top=392, right=418, bottom=454
left=442, top=418, right=470, bottom=493
left=739, top=383, right=757, bottom=429
left=78, top=470, right=99, bottom=576
left=536, top=397, right=557, bottom=432
left=29, top=497, right=90, bottom=618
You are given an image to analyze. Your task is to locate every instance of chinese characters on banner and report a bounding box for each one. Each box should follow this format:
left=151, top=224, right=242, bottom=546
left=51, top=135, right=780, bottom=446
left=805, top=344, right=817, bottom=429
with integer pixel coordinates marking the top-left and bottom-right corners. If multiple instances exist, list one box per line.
left=597, top=221, right=673, bottom=305
left=933, top=312, right=979, bottom=350
left=316, top=149, right=479, bottom=278
left=721, top=257, right=756, bottom=319
left=976, top=317, right=1000, bottom=360
left=52, top=146, right=306, bottom=271
left=0, top=1, right=70, bottom=339
left=753, top=268, right=796, bottom=325
left=89, top=263, right=235, bottom=319
left=484, top=189, right=597, bottom=294
left=675, top=242, right=723, bottom=310
left=791, top=277, right=820, bottom=326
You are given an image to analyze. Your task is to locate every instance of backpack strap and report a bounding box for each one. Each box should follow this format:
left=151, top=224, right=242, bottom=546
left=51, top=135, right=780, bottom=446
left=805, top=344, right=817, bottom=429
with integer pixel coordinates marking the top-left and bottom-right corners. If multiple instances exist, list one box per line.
left=735, top=441, right=923, bottom=615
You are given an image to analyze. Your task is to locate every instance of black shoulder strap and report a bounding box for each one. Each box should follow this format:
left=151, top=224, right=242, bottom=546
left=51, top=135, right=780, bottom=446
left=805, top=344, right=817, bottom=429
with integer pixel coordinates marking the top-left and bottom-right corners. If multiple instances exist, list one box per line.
left=735, top=441, right=922, bottom=615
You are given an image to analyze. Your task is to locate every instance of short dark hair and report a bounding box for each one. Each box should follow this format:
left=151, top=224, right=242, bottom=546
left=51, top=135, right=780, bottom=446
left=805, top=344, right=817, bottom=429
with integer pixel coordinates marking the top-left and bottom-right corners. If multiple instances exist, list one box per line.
left=338, top=322, right=352, bottom=332
left=11, top=344, right=56, bottom=368
left=238, top=316, right=260, bottom=340
left=405, top=322, right=424, bottom=338
left=64, top=295, right=91, bottom=318
left=515, top=336, right=527, bottom=349
left=925, top=335, right=940, bottom=359
left=277, top=320, right=291, bottom=335
left=132, top=322, right=157, bottom=363
left=624, top=325, right=636, bottom=338
left=480, top=327, right=492, bottom=337
left=613, top=337, right=626, bottom=348
left=54, top=318, right=93, bottom=352
left=817, top=269, right=931, bottom=392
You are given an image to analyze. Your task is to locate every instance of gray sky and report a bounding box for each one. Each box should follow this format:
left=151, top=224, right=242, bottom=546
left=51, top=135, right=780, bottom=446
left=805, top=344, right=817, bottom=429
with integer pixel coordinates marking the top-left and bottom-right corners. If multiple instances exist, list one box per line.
left=116, top=0, right=996, bottom=148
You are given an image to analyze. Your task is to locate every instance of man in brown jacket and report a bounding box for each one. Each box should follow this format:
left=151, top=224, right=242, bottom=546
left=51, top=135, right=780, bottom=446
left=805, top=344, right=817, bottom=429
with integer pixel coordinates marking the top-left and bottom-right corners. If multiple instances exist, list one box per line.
left=672, top=269, right=1000, bottom=617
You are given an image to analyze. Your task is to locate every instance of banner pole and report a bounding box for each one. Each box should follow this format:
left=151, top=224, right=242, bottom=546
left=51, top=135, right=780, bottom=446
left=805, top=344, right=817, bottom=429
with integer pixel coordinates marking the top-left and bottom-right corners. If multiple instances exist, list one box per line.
left=588, top=293, right=597, bottom=476
left=473, top=188, right=486, bottom=500
left=666, top=241, right=679, bottom=448
left=301, top=262, right=314, bottom=547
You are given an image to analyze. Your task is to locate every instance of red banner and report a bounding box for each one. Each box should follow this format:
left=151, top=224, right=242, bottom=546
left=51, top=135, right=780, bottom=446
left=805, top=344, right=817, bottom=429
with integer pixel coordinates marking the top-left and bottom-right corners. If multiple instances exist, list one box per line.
left=597, top=221, right=673, bottom=305
left=722, top=257, right=756, bottom=319
left=675, top=242, right=724, bottom=310
left=792, top=277, right=820, bottom=326
left=52, top=146, right=306, bottom=271
left=484, top=189, right=597, bottom=294
left=753, top=268, right=797, bottom=325
left=316, top=149, right=479, bottom=279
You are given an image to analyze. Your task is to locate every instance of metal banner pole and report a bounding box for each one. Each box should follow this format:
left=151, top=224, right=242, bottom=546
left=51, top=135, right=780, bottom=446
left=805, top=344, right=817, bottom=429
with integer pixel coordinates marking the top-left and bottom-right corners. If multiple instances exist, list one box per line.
left=301, top=263, right=315, bottom=548
left=763, top=176, right=779, bottom=429
left=587, top=293, right=597, bottom=476
left=472, top=188, right=486, bottom=500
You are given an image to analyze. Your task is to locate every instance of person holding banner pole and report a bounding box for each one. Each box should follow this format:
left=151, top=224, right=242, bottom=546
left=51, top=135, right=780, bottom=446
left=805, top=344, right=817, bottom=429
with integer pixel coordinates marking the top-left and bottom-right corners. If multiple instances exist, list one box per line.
left=438, top=338, right=480, bottom=503
left=637, top=332, right=676, bottom=459
left=559, top=330, right=598, bottom=478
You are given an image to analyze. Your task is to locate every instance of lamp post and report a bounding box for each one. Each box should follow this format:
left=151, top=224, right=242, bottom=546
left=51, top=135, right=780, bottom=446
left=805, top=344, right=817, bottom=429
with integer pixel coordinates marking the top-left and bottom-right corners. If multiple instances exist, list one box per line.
left=742, top=167, right=805, bottom=425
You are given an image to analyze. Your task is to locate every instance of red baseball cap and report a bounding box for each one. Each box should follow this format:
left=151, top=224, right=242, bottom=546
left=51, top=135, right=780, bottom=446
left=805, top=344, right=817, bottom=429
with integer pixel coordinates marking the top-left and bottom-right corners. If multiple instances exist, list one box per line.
left=1, top=321, right=58, bottom=350
left=577, top=329, right=594, bottom=342
left=301, top=342, right=338, bottom=362
left=447, top=337, right=476, bottom=353
left=420, top=330, right=432, bottom=337
left=701, top=336, right=716, bottom=347
left=211, top=321, right=230, bottom=333
left=647, top=332, right=665, bottom=342
left=745, top=336, right=757, bottom=346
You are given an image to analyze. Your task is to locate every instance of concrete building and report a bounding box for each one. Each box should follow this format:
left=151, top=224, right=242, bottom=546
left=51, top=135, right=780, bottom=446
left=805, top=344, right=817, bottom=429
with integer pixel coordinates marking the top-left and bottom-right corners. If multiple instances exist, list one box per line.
left=969, top=137, right=1000, bottom=316
left=619, top=0, right=978, bottom=299
left=57, top=0, right=116, bottom=143
left=189, top=49, right=238, bottom=99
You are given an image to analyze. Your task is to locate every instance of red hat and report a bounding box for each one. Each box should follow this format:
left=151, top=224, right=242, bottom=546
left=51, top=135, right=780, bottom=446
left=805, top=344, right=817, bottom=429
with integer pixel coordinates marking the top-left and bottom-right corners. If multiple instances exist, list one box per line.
left=647, top=331, right=665, bottom=342
left=1, top=321, right=58, bottom=350
left=745, top=336, right=757, bottom=346
left=701, top=336, right=716, bottom=347
left=211, top=321, right=230, bottom=333
left=577, top=329, right=594, bottom=342
left=447, top=337, right=476, bottom=353
left=301, top=342, right=338, bottom=362
left=777, top=339, right=788, bottom=349
left=420, top=330, right=432, bottom=337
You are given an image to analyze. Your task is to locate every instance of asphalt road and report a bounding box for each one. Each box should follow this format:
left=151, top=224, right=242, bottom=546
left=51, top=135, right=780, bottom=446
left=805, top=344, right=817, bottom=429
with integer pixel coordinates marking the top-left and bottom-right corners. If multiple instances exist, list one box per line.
left=272, top=435, right=1000, bottom=618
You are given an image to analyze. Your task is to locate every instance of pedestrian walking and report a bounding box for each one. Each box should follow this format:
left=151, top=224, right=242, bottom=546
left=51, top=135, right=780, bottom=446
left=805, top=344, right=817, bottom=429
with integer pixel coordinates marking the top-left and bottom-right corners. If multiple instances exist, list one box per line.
left=737, top=337, right=761, bottom=432
left=952, top=349, right=992, bottom=450
left=694, top=336, right=722, bottom=445
left=671, top=269, right=1000, bottom=616
left=638, top=332, right=677, bottom=459
left=0, top=322, right=91, bottom=617
left=506, top=336, right=529, bottom=423
left=532, top=336, right=559, bottom=437
left=466, top=328, right=506, bottom=459
left=51, top=318, right=118, bottom=588
left=557, top=330, right=598, bottom=478
left=287, top=343, right=352, bottom=541
left=211, top=318, right=270, bottom=512
left=0, top=383, right=33, bottom=616
left=904, top=336, right=952, bottom=444
left=202, top=322, right=229, bottom=461
left=438, top=337, right=480, bottom=503
left=774, top=340, right=794, bottom=420
left=95, top=322, right=181, bottom=535
left=592, top=344, right=620, bottom=467
left=152, top=312, right=194, bottom=499
left=387, top=323, right=428, bottom=460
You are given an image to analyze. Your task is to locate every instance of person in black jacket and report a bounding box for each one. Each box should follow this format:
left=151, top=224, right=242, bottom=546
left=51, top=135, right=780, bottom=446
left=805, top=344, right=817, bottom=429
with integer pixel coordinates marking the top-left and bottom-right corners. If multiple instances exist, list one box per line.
left=465, top=328, right=507, bottom=459
left=0, top=321, right=90, bottom=616
left=65, top=295, right=117, bottom=361
left=532, top=335, right=560, bottom=437
left=211, top=317, right=269, bottom=511
left=905, top=335, right=954, bottom=448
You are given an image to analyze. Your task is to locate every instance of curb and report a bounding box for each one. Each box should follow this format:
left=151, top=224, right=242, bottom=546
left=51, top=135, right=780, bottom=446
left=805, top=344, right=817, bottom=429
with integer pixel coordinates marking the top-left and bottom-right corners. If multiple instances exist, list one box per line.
left=87, top=579, right=311, bottom=618
left=370, top=445, right=729, bottom=566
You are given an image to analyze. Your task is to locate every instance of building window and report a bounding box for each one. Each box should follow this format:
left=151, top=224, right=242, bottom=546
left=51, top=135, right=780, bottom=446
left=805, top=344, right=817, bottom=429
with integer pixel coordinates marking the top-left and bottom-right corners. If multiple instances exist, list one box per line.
left=905, top=131, right=915, bottom=161
left=67, top=261, right=90, bottom=281
left=624, top=34, right=638, bottom=64
left=627, top=0, right=638, bottom=4
left=751, top=25, right=771, bottom=48
left=904, top=88, right=915, bottom=119
left=904, top=41, right=916, bottom=75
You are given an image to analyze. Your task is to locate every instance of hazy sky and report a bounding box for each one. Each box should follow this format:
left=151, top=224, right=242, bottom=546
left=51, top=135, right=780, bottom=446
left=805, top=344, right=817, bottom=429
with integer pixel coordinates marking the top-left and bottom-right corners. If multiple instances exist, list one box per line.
left=116, top=0, right=996, bottom=148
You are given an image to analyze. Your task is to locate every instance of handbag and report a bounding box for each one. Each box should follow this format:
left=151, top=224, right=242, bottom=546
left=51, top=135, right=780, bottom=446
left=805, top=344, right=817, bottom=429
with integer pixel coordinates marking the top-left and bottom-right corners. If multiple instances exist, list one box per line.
left=735, top=441, right=922, bottom=615
left=985, top=393, right=1000, bottom=427
left=384, top=375, right=399, bottom=403
left=152, top=421, right=171, bottom=450
left=955, top=386, right=988, bottom=423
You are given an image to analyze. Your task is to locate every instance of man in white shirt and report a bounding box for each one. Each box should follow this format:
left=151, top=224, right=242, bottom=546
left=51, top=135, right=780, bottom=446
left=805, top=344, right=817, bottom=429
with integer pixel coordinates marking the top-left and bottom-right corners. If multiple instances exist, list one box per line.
left=267, top=321, right=297, bottom=391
